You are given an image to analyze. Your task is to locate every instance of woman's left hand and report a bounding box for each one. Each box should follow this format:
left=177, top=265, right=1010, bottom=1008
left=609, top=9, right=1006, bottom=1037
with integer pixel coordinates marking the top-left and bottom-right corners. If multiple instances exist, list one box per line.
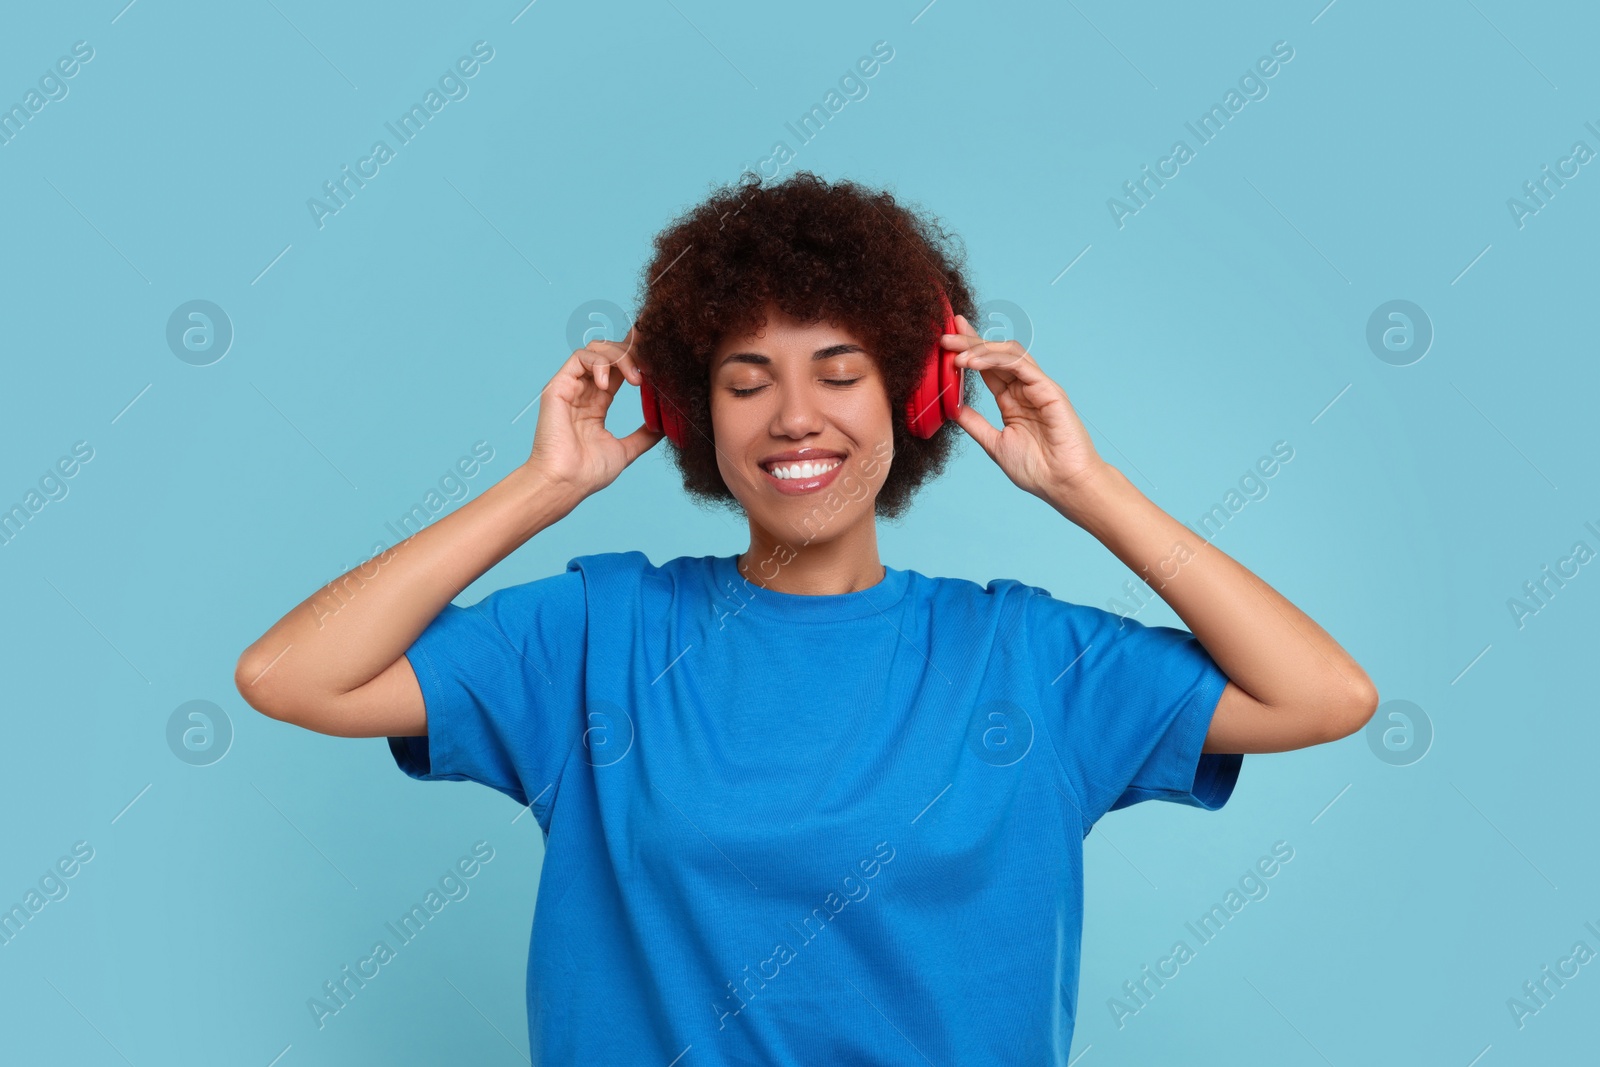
left=946, top=314, right=1108, bottom=504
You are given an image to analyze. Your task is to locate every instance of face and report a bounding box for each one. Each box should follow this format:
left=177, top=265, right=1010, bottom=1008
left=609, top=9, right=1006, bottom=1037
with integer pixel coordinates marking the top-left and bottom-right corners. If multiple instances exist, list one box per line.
left=709, top=302, right=895, bottom=547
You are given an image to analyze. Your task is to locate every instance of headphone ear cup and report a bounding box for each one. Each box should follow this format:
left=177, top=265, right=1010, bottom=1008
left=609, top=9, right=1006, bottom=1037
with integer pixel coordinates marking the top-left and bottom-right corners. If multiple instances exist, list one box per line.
left=660, top=399, right=689, bottom=449
left=903, top=293, right=961, bottom=439
left=938, top=307, right=962, bottom=424
left=904, top=346, right=941, bottom=440
left=640, top=374, right=688, bottom=448
left=639, top=376, right=664, bottom=435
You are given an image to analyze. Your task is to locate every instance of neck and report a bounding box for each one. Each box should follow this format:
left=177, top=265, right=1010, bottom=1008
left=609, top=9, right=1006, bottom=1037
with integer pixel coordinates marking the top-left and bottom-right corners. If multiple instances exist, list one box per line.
left=738, top=518, right=884, bottom=596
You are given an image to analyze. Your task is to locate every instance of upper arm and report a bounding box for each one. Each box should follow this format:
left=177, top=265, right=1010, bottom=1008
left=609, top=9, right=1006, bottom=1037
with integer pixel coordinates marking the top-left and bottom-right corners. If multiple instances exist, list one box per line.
left=325, top=655, right=429, bottom=739
left=384, top=571, right=590, bottom=812
left=237, top=652, right=428, bottom=739
left=1025, top=591, right=1239, bottom=824
left=1202, top=679, right=1377, bottom=754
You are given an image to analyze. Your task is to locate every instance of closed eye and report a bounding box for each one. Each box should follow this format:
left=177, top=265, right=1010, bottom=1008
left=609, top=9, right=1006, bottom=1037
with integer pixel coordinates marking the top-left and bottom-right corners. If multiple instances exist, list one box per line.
left=728, top=378, right=862, bottom=398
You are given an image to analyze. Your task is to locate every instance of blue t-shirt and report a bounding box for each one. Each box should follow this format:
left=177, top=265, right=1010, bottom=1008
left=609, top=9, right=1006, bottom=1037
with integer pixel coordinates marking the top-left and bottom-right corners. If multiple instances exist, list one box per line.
left=388, top=551, right=1241, bottom=1064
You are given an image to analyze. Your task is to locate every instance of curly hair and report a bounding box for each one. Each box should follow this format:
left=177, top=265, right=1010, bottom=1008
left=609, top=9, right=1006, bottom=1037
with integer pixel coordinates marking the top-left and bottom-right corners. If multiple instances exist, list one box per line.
left=631, top=169, right=977, bottom=521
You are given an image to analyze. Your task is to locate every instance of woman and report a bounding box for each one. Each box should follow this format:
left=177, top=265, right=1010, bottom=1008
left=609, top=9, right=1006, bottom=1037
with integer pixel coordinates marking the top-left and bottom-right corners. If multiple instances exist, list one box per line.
left=235, top=170, right=1378, bottom=1064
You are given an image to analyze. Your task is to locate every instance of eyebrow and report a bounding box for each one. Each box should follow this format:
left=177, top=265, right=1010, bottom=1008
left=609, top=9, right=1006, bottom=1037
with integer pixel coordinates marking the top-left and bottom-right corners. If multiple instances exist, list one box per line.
left=714, top=344, right=867, bottom=373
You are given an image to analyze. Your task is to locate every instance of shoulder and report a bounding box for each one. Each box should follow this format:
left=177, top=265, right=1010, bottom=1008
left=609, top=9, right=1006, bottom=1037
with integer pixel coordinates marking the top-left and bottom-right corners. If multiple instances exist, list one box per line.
left=560, top=550, right=709, bottom=577
left=561, top=549, right=654, bottom=580
left=902, top=568, right=1073, bottom=636
left=560, top=550, right=721, bottom=610
left=907, top=567, right=1055, bottom=610
left=915, top=568, right=1131, bottom=643
left=448, top=552, right=656, bottom=614
left=561, top=550, right=718, bottom=582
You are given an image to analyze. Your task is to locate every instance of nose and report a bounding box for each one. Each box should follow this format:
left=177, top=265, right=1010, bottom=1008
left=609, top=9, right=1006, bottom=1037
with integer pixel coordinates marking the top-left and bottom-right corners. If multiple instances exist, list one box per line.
left=768, top=376, right=826, bottom=439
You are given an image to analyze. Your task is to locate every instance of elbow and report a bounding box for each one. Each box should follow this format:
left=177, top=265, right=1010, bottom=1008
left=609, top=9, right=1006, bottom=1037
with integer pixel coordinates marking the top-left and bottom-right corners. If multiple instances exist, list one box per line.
left=234, top=646, right=352, bottom=735
left=1318, top=675, right=1380, bottom=744
left=234, top=647, right=293, bottom=723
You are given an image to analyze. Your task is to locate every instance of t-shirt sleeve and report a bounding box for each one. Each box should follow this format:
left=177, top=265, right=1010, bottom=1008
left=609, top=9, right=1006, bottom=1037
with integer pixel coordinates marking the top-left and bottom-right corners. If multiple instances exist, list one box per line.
left=386, top=567, right=587, bottom=818
left=1023, top=589, right=1241, bottom=833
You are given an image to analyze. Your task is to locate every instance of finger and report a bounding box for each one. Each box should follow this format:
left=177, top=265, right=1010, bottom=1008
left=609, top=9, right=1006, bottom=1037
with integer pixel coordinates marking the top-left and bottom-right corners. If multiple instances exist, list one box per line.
left=617, top=422, right=665, bottom=465
left=587, top=349, right=628, bottom=392
left=591, top=328, right=638, bottom=354
left=941, top=331, right=1032, bottom=365
left=976, top=365, right=1011, bottom=400
left=583, top=336, right=642, bottom=387
left=952, top=402, right=1002, bottom=458
left=617, top=347, right=643, bottom=386
left=576, top=344, right=604, bottom=368
left=571, top=349, right=625, bottom=402
left=953, top=344, right=1042, bottom=384
left=939, top=328, right=987, bottom=350
left=944, top=338, right=1028, bottom=374
left=562, top=348, right=599, bottom=386
left=958, top=355, right=1022, bottom=393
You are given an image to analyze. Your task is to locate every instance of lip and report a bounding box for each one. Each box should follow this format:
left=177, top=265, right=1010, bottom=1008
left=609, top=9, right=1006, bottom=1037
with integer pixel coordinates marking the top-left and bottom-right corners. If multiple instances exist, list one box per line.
left=759, top=448, right=847, bottom=496
left=759, top=447, right=846, bottom=470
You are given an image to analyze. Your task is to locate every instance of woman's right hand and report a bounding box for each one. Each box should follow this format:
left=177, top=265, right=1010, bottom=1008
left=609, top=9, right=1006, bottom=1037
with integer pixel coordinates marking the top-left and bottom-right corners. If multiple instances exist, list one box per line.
left=525, top=327, right=664, bottom=498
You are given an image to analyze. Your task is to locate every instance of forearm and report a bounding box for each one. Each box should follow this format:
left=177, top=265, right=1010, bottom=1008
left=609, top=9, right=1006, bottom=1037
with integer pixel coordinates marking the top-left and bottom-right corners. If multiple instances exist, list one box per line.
left=1051, top=462, right=1377, bottom=716
left=236, top=462, right=581, bottom=714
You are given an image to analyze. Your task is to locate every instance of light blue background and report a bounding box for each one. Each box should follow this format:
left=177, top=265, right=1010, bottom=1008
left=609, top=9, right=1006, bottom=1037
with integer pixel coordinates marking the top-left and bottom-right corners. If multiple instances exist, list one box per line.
left=2, top=0, right=1595, bottom=1063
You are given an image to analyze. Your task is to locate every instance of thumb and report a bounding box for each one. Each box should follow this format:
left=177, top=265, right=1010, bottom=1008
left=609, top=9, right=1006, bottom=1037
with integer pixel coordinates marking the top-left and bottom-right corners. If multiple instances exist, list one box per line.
left=952, top=403, right=1002, bottom=460
left=616, top=422, right=665, bottom=466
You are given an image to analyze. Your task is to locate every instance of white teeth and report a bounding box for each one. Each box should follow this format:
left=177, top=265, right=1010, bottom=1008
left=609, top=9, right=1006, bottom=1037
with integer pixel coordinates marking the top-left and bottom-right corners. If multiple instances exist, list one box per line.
left=768, top=458, right=841, bottom=480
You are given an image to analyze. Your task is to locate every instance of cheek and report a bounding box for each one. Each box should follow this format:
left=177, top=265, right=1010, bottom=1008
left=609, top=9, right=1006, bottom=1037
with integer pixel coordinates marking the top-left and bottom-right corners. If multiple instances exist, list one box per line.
left=841, top=382, right=894, bottom=446
left=854, top=417, right=892, bottom=470
left=708, top=398, right=763, bottom=495
left=836, top=469, right=872, bottom=503
left=709, top=395, right=747, bottom=452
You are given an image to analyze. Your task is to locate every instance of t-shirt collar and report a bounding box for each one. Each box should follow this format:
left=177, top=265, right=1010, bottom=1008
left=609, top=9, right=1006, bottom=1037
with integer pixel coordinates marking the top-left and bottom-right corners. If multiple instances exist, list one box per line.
left=708, top=553, right=912, bottom=623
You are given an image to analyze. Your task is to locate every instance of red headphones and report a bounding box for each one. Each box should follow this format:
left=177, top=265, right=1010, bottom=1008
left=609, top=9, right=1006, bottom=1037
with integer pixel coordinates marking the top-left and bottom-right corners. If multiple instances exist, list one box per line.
left=638, top=291, right=961, bottom=447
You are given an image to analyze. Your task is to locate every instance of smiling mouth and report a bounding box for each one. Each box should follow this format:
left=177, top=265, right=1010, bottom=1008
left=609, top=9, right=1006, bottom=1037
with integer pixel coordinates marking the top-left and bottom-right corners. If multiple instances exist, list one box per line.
left=757, top=455, right=847, bottom=496
left=762, top=458, right=844, bottom=481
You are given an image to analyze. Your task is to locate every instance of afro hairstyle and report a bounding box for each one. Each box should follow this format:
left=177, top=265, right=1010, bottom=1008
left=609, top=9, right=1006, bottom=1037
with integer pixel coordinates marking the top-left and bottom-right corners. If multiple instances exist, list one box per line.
left=630, top=169, right=978, bottom=521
